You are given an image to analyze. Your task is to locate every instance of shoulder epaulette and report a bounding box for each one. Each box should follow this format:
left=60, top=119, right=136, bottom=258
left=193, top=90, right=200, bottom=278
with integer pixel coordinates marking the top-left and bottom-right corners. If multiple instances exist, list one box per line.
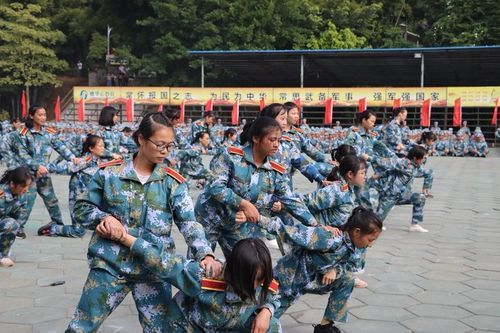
left=228, top=146, right=244, bottom=156
left=281, top=135, right=292, bottom=142
left=19, top=127, right=28, bottom=136
left=269, top=161, right=285, bottom=174
left=341, top=183, right=349, bottom=192
left=85, top=156, right=92, bottom=163
left=45, top=127, right=58, bottom=134
left=268, top=279, right=279, bottom=293
left=293, top=126, right=304, bottom=133
left=201, top=278, right=227, bottom=291
left=165, top=167, right=185, bottom=183
left=352, top=127, right=359, bottom=132
left=98, top=158, right=123, bottom=169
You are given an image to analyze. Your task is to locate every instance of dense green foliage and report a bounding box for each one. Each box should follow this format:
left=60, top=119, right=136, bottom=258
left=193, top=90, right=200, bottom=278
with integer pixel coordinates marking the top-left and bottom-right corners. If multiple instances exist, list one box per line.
left=0, top=0, right=499, bottom=92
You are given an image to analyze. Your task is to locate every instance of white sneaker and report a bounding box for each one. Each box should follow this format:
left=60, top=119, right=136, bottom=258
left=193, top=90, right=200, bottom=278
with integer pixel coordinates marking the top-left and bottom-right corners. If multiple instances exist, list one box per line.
left=265, top=239, right=280, bottom=250
left=0, top=257, right=14, bottom=267
left=354, top=277, right=368, bottom=288
left=409, top=224, right=429, bottom=233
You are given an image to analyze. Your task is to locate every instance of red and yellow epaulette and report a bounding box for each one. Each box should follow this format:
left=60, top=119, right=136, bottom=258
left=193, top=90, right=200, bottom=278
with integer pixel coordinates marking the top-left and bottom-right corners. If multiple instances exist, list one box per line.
left=293, top=126, right=304, bottom=133
left=228, top=146, right=244, bottom=156
left=281, top=135, right=292, bottom=142
left=352, top=127, right=359, bottom=132
left=98, top=158, right=123, bottom=169
left=370, top=131, right=377, bottom=137
left=341, top=183, right=349, bottom=192
left=165, top=167, right=185, bottom=183
left=269, top=161, right=285, bottom=174
left=84, top=156, right=92, bottom=163
left=45, top=127, right=58, bottom=134
left=268, top=279, right=279, bottom=293
left=19, top=127, right=29, bottom=136
left=201, top=278, right=227, bottom=291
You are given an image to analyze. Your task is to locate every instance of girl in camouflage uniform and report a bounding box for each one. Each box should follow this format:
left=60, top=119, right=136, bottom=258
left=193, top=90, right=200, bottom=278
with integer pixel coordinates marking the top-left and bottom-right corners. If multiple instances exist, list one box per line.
left=66, top=112, right=221, bottom=333
left=0, top=167, right=33, bottom=267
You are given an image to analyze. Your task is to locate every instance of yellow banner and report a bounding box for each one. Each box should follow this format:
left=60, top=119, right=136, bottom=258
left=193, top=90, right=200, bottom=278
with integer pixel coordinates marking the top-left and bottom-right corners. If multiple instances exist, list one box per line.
left=384, top=87, right=447, bottom=107
left=328, top=88, right=386, bottom=107
left=74, top=86, right=500, bottom=108
left=447, top=86, right=500, bottom=107
left=73, top=87, right=169, bottom=104
left=272, top=88, right=329, bottom=106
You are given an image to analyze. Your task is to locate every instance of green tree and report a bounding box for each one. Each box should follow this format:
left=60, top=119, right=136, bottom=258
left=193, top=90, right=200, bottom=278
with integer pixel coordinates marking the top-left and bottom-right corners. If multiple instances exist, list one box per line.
left=0, top=2, right=67, bottom=107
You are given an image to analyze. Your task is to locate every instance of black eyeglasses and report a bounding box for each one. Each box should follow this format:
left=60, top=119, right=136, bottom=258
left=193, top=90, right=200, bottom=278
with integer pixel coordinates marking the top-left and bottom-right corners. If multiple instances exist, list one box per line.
left=146, top=138, right=177, bottom=152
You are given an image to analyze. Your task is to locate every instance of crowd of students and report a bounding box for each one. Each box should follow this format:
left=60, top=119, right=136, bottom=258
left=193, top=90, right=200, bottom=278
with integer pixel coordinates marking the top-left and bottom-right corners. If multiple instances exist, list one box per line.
left=0, top=102, right=491, bottom=332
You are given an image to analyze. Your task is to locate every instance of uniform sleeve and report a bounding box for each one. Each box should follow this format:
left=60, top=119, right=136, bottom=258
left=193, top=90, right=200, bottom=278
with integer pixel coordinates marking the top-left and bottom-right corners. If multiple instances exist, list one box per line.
left=413, top=165, right=434, bottom=190
left=260, top=293, right=281, bottom=318
left=258, top=216, right=341, bottom=251
left=303, top=183, right=344, bottom=213
left=13, top=132, right=39, bottom=172
left=73, top=170, right=111, bottom=229
left=300, top=134, right=326, bottom=162
left=289, top=144, right=324, bottom=183
left=274, top=174, right=317, bottom=226
left=205, top=152, right=244, bottom=209
left=130, top=238, right=203, bottom=297
left=47, top=160, right=90, bottom=175
left=344, top=131, right=362, bottom=155
left=51, top=134, right=75, bottom=161
left=171, top=181, right=215, bottom=261
left=384, top=123, right=401, bottom=148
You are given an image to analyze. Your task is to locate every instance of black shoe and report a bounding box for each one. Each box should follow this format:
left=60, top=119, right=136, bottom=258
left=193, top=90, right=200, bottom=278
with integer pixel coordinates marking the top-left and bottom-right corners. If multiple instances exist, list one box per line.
left=16, top=228, right=26, bottom=239
left=37, top=223, right=54, bottom=236
left=313, top=323, right=342, bottom=333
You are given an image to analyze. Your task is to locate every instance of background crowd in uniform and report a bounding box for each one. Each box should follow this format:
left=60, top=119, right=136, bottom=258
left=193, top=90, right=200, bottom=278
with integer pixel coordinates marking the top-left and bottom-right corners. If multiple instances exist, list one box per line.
left=0, top=104, right=495, bottom=333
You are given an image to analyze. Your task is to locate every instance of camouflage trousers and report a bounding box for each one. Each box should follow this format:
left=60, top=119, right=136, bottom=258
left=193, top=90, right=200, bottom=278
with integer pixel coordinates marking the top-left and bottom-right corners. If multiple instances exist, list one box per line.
left=275, top=275, right=355, bottom=323
left=23, top=176, right=64, bottom=226
left=66, top=268, right=172, bottom=333
left=0, top=217, right=20, bottom=257
left=376, top=192, right=426, bottom=225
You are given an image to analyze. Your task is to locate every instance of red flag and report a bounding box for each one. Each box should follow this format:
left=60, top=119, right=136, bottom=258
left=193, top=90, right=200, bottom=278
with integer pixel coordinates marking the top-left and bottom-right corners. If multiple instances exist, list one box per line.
left=205, top=98, right=214, bottom=112
left=492, top=97, right=499, bottom=125
left=157, top=104, right=163, bottom=112
left=21, top=90, right=27, bottom=118
left=393, top=98, right=401, bottom=110
left=420, top=99, right=431, bottom=127
left=179, top=99, right=185, bottom=124
left=358, top=97, right=367, bottom=112
left=104, top=97, right=109, bottom=106
left=324, top=98, right=333, bottom=125
left=259, top=98, right=266, bottom=111
left=54, top=96, right=61, bottom=122
left=77, top=98, right=85, bottom=122
left=125, top=97, right=134, bottom=122
left=231, top=99, right=240, bottom=126
left=453, top=98, right=462, bottom=127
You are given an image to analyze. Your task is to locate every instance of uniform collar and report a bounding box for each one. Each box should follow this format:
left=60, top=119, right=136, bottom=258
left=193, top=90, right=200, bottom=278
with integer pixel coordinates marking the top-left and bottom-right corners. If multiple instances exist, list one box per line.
left=119, top=157, right=166, bottom=183
left=2, top=184, right=15, bottom=202
left=342, top=231, right=356, bottom=252
left=242, top=145, right=273, bottom=171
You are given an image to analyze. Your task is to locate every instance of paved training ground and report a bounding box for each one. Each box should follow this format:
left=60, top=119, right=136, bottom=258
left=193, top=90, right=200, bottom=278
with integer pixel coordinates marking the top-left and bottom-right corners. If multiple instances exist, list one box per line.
left=1, top=151, right=499, bottom=333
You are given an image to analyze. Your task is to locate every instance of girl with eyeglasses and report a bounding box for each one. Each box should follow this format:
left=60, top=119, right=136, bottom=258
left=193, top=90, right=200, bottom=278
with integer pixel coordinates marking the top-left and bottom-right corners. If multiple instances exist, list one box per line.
left=66, top=111, right=221, bottom=332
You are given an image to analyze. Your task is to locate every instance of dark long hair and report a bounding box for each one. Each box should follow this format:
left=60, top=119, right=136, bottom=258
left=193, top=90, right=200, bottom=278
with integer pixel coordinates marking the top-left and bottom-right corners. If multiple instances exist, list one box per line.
left=341, top=206, right=383, bottom=234
left=240, top=117, right=281, bottom=146
left=98, top=106, right=119, bottom=127
left=0, top=166, right=33, bottom=186
left=224, top=238, right=273, bottom=305
left=25, top=105, right=45, bottom=129
left=132, top=111, right=173, bottom=146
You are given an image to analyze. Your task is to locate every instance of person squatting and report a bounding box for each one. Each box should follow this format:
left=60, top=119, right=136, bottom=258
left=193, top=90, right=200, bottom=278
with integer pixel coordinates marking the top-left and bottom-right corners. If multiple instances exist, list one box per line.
left=1, top=101, right=466, bottom=333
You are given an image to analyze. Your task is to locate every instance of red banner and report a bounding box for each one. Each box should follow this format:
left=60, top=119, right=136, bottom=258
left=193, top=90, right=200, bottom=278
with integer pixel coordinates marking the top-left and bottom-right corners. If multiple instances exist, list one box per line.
left=453, top=98, right=462, bottom=126
left=77, top=98, right=85, bottom=122
left=54, top=96, right=61, bottom=122
left=420, top=99, right=431, bottom=127
left=324, top=98, right=333, bottom=125
left=492, top=97, right=499, bottom=125
left=358, top=97, right=367, bottom=112
left=231, top=99, right=239, bottom=125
